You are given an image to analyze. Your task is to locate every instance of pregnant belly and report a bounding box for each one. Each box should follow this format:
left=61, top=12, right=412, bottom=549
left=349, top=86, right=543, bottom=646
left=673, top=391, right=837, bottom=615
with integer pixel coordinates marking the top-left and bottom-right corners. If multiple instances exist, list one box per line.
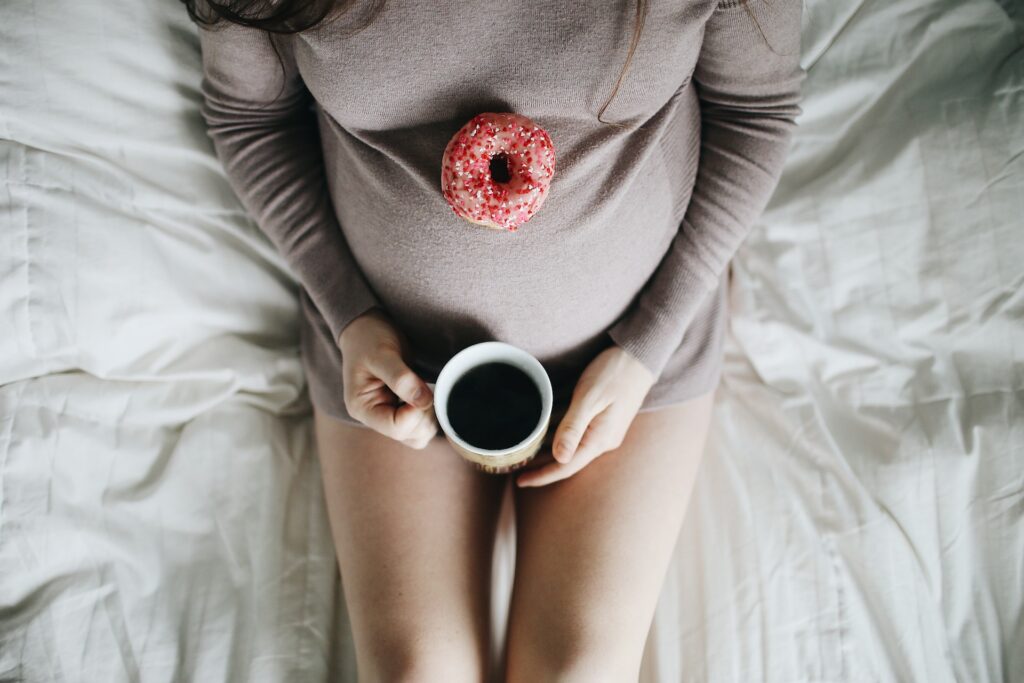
left=331, top=140, right=680, bottom=377
left=345, top=207, right=678, bottom=382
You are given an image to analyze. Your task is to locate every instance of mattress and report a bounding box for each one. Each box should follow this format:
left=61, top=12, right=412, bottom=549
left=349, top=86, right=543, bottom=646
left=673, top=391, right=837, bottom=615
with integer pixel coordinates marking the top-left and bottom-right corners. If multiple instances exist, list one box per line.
left=1, top=0, right=1021, bottom=681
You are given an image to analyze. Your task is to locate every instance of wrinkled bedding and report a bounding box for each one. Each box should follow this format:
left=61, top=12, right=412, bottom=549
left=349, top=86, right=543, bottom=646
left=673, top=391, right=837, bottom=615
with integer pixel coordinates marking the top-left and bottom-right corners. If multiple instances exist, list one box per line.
left=1, top=0, right=1021, bottom=681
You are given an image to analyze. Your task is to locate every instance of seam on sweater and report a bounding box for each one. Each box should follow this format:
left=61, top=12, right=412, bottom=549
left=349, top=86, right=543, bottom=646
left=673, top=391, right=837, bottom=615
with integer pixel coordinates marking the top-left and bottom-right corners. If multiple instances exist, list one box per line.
left=679, top=220, right=726, bottom=283
left=717, top=0, right=768, bottom=11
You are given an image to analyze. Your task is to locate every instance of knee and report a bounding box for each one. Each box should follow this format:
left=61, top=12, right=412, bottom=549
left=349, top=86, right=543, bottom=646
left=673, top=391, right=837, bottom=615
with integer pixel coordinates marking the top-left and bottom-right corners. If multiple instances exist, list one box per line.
left=507, top=655, right=639, bottom=683
left=356, top=637, right=489, bottom=683
left=504, top=623, right=645, bottom=683
left=359, top=660, right=484, bottom=683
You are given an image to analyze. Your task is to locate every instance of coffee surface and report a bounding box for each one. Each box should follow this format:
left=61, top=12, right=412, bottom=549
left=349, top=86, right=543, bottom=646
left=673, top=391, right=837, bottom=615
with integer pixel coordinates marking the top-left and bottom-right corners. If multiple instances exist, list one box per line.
left=447, top=362, right=542, bottom=450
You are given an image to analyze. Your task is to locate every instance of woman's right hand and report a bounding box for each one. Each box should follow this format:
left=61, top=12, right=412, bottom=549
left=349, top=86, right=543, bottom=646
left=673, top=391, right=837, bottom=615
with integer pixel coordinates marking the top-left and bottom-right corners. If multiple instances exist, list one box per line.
left=337, top=308, right=439, bottom=449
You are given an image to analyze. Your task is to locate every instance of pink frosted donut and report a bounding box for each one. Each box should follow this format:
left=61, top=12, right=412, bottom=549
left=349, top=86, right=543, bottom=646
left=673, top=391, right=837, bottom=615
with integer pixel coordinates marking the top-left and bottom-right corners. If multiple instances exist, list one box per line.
left=441, top=112, right=556, bottom=232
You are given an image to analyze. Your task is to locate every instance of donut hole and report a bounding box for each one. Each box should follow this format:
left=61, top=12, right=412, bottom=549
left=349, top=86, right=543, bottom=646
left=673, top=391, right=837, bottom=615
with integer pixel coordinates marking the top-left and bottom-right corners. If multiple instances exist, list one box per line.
left=489, top=152, right=511, bottom=184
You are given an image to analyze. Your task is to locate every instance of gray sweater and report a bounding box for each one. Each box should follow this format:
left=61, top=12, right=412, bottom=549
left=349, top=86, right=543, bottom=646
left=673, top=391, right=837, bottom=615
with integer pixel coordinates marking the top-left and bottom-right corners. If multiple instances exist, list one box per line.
left=196, top=0, right=802, bottom=416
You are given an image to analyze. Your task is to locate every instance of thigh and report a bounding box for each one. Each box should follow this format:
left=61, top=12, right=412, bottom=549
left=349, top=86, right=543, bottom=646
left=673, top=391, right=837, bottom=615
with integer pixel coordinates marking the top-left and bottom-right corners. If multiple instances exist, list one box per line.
left=313, top=407, right=508, bottom=681
left=505, top=392, right=715, bottom=682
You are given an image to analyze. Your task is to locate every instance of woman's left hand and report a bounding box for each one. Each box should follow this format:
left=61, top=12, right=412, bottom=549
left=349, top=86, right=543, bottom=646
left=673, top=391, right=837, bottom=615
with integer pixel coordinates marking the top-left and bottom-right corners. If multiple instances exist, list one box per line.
left=515, top=343, right=656, bottom=488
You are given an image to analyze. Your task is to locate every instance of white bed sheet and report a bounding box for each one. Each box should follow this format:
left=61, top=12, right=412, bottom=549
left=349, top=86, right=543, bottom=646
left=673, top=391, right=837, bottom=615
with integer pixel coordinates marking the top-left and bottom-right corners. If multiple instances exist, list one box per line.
left=0, top=2, right=343, bottom=680
left=641, top=2, right=1024, bottom=681
left=1, top=0, right=1021, bottom=681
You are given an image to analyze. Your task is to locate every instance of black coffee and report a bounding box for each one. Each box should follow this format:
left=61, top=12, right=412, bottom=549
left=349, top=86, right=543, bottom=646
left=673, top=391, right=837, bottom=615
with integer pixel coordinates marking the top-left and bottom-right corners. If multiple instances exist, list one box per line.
left=447, top=361, right=542, bottom=450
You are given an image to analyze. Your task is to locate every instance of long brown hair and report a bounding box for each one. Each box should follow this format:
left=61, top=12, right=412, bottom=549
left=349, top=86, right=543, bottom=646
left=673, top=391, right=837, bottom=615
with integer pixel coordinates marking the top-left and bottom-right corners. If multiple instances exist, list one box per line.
left=182, top=0, right=649, bottom=127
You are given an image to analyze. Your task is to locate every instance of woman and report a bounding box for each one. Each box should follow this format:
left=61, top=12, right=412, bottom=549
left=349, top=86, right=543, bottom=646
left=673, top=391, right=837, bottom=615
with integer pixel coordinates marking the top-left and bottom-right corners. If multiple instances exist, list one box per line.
left=189, top=0, right=802, bottom=679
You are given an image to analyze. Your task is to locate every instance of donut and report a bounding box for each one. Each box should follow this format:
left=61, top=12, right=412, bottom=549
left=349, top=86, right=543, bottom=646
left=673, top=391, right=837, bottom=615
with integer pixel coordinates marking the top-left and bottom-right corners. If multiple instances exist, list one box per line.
left=441, top=112, right=556, bottom=232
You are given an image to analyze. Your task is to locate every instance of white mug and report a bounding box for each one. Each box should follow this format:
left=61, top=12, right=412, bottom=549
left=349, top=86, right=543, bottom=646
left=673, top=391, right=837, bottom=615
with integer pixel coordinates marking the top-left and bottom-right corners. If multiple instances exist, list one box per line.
left=428, top=341, right=553, bottom=474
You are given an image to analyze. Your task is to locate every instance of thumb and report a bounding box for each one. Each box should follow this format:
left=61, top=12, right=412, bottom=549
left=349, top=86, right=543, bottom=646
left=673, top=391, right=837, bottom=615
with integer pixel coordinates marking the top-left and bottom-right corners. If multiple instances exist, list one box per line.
left=552, top=390, right=603, bottom=463
left=367, top=348, right=433, bottom=410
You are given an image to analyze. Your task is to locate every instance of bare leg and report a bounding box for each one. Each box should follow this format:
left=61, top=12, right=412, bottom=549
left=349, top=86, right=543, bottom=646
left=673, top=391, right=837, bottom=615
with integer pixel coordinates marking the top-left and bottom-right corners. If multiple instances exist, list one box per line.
left=503, top=391, right=715, bottom=682
left=313, top=407, right=508, bottom=682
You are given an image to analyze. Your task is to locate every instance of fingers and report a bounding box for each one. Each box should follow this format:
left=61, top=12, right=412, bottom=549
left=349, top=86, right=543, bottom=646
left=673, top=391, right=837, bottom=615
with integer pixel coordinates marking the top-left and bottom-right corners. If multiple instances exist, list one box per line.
left=363, top=398, right=433, bottom=444
left=551, top=387, right=611, bottom=463
left=346, top=344, right=438, bottom=442
left=366, top=347, right=434, bottom=410
left=338, top=316, right=439, bottom=446
left=345, top=372, right=436, bottom=445
left=517, top=454, right=586, bottom=487
left=403, top=409, right=440, bottom=450
left=395, top=403, right=439, bottom=450
left=517, top=419, right=609, bottom=487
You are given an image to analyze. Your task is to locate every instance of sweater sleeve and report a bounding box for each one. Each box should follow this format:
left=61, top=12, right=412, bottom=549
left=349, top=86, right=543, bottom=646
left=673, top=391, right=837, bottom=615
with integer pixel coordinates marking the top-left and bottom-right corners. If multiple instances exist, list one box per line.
left=195, top=19, right=382, bottom=346
left=606, top=0, right=804, bottom=381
